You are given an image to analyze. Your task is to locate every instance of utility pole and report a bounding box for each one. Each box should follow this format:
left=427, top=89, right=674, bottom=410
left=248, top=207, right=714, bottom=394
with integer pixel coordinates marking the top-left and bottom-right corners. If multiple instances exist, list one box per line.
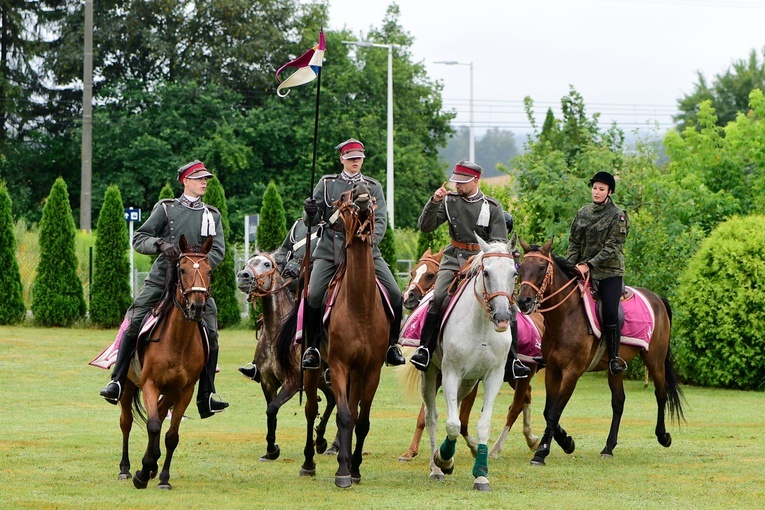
left=80, top=0, right=93, bottom=232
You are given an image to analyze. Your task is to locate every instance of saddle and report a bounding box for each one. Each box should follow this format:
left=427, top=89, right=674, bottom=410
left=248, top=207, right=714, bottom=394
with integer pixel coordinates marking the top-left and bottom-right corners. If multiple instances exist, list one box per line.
left=582, top=281, right=654, bottom=350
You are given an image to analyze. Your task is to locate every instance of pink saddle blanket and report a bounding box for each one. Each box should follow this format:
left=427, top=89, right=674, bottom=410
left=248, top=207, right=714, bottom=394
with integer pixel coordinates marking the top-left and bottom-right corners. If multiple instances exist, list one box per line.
left=582, top=283, right=655, bottom=350
left=399, top=290, right=542, bottom=361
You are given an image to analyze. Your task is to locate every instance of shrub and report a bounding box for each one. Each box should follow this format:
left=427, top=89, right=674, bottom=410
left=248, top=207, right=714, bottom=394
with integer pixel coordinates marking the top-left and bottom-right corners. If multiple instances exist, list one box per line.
left=674, top=215, right=765, bottom=390
left=379, top=212, right=396, bottom=268
left=31, top=177, right=86, bottom=326
left=257, top=181, right=287, bottom=252
left=90, top=185, right=132, bottom=328
left=0, top=182, right=26, bottom=324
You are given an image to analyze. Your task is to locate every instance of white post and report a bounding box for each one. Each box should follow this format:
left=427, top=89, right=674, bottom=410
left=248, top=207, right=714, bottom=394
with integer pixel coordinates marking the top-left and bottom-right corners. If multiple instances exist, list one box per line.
left=129, top=221, right=135, bottom=298
left=386, top=44, right=395, bottom=229
left=468, top=61, right=475, bottom=163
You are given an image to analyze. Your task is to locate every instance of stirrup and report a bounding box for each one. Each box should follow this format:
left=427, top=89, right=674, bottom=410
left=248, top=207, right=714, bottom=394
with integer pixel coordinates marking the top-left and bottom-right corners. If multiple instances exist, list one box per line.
left=100, top=380, right=122, bottom=404
left=302, top=347, right=321, bottom=369
left=238, top=362, right=259, bottom=382
left=323, top=368, right=331, bottom=385
left=385, top=345, right=405, bottom=366
left=511, top=359, right=530, bottom=379
left=410, top=346, right=430, bottom=371
left=609, top=357, right=627, bottom=375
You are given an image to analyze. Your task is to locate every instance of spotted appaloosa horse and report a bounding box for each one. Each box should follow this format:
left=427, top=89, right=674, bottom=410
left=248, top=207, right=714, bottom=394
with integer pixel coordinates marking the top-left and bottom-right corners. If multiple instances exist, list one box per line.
left=516, top=238, right=685, bottom=466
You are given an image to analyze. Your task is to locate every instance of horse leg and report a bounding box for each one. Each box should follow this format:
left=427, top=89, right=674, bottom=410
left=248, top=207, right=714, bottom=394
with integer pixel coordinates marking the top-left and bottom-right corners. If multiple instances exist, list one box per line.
left=332, top=366, right=353, bottom=488
left=299, top=370, right=321, bottom=477
left=157, top=387, right=194, bottom=490
left=262, top=381, right=298, bottom=461
left=460, top=384, right=479, bottom=458
left=531, top=367, right=577, bottom=466
left=316, top=381, right=337, bottom=455
left=433, top=372, right=460, bottom=476
left=421, top=367, right=444, bottom=481
left=471, top=369, right=504, bottom=492
left=398, top=402, right=426, bottom=461
left=490, top=373, right=534, bottom=459
left=600, top=373, right=626, bottom=458
left=350, top=370, right=378, bottom=486
left=118, top=382, right=136, bottom=480
left=647, top=354, right=672, bottom=447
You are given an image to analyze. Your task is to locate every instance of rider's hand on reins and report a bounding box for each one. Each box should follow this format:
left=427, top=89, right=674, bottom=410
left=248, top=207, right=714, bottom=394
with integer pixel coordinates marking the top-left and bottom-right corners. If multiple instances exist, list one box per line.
left=158, top=241, right=180, bottom=260
left=575, top=263, right=589, bottom=280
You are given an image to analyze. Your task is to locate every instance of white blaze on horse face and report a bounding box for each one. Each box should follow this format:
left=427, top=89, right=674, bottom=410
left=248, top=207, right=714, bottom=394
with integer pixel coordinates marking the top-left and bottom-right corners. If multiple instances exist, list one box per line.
left=411, top=263, right=428, bottom=286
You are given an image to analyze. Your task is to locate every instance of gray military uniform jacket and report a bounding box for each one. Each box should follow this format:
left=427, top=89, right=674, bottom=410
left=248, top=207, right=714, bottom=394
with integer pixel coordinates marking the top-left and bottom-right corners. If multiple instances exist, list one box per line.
left=304, top=173, right=387, bottom=265
left=567, top=198, right=628, bottom=281
left=134, top=196, right=226, bottom=286
left=418, top=191, right=507, bottom=272
left=274, top=219, right=321, bottom=276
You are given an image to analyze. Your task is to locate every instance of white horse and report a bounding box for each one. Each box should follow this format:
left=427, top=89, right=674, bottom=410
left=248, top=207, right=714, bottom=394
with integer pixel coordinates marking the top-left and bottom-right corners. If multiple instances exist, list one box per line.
left=420, top=235, right=518, bottom=491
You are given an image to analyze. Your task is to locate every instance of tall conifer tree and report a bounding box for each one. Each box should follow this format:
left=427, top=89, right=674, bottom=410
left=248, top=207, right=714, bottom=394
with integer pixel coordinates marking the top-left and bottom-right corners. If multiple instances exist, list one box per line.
left=257, top=181, right=287, bottom=252
left=0, top=182, right=26, bottom=324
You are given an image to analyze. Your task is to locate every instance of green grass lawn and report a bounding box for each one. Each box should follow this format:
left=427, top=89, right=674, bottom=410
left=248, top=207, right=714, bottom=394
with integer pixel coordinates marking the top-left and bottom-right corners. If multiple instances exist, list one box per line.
left=0, top=325, right=763, bottom=509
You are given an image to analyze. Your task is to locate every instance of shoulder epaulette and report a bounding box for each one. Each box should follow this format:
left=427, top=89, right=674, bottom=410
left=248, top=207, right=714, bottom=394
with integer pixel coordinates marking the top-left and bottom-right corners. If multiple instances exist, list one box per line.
left=204, top=204, right=221, bottom=215
left=485, top=195, right=500, bottom=207
left=362, top=175, right=381, bottom=187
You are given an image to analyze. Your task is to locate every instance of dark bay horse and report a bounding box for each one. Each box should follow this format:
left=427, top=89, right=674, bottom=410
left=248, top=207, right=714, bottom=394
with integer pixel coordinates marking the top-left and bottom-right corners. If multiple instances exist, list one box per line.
left=236, top=252, right=337, bottom=461
left=398, top=248, right=542, bottom=461
left=276, top=184, right=388, bottom=488
left=118, top=235, right=212, bottom=489
left=516, top=238, right=685, bottom=466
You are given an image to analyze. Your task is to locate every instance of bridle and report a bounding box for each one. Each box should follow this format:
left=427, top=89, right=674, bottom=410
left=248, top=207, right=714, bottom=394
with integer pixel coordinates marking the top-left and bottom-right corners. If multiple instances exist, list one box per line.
left=471, top=251, right=517, bottom=320
left=243, top=253, right=292, bottom=301
left=176, top=252, right=211, bottom=320
left=519, top=251, right=584, bottom=313
left=405, top=254, right=441, bottom=299
left=337, top=191, right=375, bottom=247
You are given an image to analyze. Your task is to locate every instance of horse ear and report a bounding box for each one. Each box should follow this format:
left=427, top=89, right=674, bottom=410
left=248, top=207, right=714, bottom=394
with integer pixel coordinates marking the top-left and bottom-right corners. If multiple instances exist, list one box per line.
left=542, top=237, right=554, bottom=254
left=507, top=232, right=518, bottom=253
left=436, top=245, right=445, bottom=258
left=519, top=238, right=531, bottom=253
left=476, top=234, right=490, bottom=253
left=423, top=248, right=432, bottom=257
left=179, top=235, right=189, bottom=253
left=201, top=236, right=214, bottom=254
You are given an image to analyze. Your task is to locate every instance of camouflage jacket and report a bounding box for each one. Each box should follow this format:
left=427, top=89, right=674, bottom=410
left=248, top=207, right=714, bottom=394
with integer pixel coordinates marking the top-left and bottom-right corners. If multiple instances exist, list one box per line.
left=566, top=198, right=628, bottom=280
left=418, top=190, right=507, bottom=273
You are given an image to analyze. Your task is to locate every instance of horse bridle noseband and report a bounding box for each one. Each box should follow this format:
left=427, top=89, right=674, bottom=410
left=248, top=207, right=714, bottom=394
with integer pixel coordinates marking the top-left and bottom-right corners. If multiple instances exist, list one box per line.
left=519, top=251, right=584, bottom=313
left=243, top=253, right=292, bottom=300
left=406, top=254, right=441, bottom=299
left=176, top=252, right=211, bottom=319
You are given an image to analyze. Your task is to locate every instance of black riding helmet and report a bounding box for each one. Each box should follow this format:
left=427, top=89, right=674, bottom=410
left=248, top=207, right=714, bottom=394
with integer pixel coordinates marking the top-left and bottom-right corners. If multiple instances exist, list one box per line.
left=503, top=211, right=514, bottom=234
left=589, top=171, right=616, bottom=192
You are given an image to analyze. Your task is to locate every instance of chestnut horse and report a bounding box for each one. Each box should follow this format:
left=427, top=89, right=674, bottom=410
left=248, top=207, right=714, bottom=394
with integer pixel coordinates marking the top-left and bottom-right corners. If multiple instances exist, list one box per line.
left=398, top=248, right=541, bottom=462
left=235, top=252, right=337, bottom=461
left=516, top=239, right=685, bottom=466
left=276, top=183, right=388, bottom=488
left=117, top=235, right=212, bottom=489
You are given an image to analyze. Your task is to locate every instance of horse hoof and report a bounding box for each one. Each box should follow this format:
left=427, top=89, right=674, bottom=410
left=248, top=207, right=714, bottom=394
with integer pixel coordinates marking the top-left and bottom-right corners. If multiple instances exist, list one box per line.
left=659, top=433, right=672, bottom=448
left=429, top=472, right=445, bottom=481
left=299, top=467, right=316, bottom=477
left=473, top=476, right=491, bottom=491
left=259, top=445, right=280, bottom=461
left=398, top=451, right=417, bottom=461
left=352, top=476, right=361, bottom=485
left=530, top=457, right=546, bottom=467
left=118, top=472, right=132, bottom=481
left=600, top=452, right=614, bottom=459
left=433, top=451, right=455, bottom=474
left=529, top=438, right=541, bottom=451
left=157, top=483, right=172, bottom=490
left=563, top=438, right=575, bottom=455
left=335, top=475, right=352, bottom=488
left=324, top=445, right=339, bottom=456
left=132, top=472, right=149, bottom=489
left=315, top=438, right=328, bottom=454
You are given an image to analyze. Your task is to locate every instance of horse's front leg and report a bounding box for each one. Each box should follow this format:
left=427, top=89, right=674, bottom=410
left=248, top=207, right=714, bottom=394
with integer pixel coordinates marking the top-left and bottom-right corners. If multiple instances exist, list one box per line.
left=134, top=382, right=162, bottom=489
left=158, top=386, right=195, bottom=490
left=433, top=371, right=461, bottom=476
left=459, top=384, right=479, bottom=457
left=421, top=367, right=444, bottom=480
left=532, top=365, right=577, bottom=466
left=262, top=380, right=298, bottom=461
left=490, top=372, right=536, bottom=459
left=601, top=373, right=626, bottom=458
left=118, top=382, right=137, bottom=480
left=471, top=368, right=504, bottom=491
left=316, top=379, right=337, bottom=455
left=331, top=366, right=353, bottom=488
left=300, top=369, right=321, bottom=477
left=398, top=402, right=426, bottom=461
left=350, top=370, right=378, bottom=486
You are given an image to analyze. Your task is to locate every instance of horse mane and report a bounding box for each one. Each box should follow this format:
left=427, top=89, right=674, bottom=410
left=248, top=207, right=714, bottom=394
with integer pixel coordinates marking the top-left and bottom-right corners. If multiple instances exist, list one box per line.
left=466, top=241, right=510, bottom=276
left=157, top=260, right=181, bottom=316
left=524, top=243, right=580, bottom=280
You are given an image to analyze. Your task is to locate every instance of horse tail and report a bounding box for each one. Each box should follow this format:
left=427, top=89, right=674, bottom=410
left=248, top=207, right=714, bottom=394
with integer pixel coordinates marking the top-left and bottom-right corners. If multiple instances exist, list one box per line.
left=660, top=296, right=686, bottom=424
left=131, top=386, right=147, bottom=424
left=398, top=349, right=422, bottom=402
left=275, top=300, right=300, bottom=383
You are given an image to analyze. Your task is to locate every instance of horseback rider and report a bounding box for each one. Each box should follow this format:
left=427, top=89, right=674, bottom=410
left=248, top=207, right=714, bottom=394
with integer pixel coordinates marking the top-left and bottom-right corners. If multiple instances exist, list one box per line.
left=238, top=217, right=321, bottom=381
left=99, top=160, right=229, bottom=418
left=301, top=138, right=406, bottom=369
left=409, top=161, right=531, bottom=379
left=567, top=171, right=630, bottom=374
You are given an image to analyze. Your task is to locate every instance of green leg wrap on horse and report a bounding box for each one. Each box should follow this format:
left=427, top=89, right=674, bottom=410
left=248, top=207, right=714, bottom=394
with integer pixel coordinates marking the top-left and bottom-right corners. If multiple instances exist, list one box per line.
left=439, top=436, right=457, bottom=461
left=472, top=444, right=489, bottom=478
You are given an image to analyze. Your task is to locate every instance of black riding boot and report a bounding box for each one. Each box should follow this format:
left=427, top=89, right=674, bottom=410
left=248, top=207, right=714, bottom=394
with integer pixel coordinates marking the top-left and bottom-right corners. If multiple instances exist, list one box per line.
left=238, top=362, right=260, bottom=382
left=386, top=302, right=406, bottom=366
left=301, top=303, right=322, bottom=370
left=505, top=318, right=531, bottom=380
left=410, top=311, right=440, bottom=372
left=197, top=347, right=230, bottom=419
left=99, top=330, right=139, bottom=404
left=605, top=323, right=625, bottom=374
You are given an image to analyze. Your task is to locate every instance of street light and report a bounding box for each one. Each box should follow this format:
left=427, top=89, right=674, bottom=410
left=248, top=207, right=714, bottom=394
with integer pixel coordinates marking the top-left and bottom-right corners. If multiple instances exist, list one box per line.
left=343, top=40, right=399, bottom=228
left=434, top=60, right=474, bottom=163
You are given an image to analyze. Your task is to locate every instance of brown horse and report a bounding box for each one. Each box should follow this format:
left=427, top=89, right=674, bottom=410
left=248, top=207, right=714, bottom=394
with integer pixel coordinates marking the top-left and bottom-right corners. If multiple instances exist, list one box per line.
left=276, top=183, right=388, bottom=488
left=118, top=235, right=212, bottom=489
left=516, top=238, right=685, bottom=466
left=398, top=248, right=542, bottom=461
left=235, top=252, right=338, bottom=461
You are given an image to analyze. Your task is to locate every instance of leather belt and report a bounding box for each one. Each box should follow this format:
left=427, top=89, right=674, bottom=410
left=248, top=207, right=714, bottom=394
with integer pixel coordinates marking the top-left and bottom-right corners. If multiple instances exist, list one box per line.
left=450, top=239, right=480, bottom=251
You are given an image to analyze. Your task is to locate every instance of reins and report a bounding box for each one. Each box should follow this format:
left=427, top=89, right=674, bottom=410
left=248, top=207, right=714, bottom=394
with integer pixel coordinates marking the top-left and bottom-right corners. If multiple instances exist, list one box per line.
left=519, top=251, right=585, bottom=313
left=469, top=251, right=516, bottom=318
left=245, top=253, right=293, bottom=301
left=175, top=252, right=211, bottom=320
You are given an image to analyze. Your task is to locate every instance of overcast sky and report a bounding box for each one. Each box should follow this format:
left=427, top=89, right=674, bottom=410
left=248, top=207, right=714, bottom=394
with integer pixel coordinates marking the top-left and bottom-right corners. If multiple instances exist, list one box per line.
left=324, top=0, right=765, bottom=136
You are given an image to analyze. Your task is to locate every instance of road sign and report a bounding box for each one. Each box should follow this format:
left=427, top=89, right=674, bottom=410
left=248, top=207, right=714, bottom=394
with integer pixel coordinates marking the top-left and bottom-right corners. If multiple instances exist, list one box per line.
left=124, top=208, right=141, bottom=222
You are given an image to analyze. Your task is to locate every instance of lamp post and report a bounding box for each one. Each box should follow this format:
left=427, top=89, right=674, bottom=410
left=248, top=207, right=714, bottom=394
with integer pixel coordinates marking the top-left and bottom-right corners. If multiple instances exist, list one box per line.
left=343, top=40, right=399, bottom=228
left=434, top=60, right=474, bottom=163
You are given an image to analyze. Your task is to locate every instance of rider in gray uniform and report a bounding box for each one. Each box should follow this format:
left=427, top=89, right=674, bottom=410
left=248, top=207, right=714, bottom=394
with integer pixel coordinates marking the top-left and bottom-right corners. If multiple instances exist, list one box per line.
left=99, top=160, right=229, bottom=419
left=301, top=138, right=406, bottom=369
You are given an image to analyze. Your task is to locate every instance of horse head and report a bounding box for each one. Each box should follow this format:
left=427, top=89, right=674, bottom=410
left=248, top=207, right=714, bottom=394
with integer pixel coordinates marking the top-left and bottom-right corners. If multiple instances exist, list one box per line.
left=335, top=183, right=375, bottom=246
left=473, top=234, right=518, bottom=332
left=236, top=252, right=281, bottom=299
left=177, top=234, right=213, bottom=322
left=517, top=237, right=555, bottom=315
left=402, top=246, right=444, bottom=310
